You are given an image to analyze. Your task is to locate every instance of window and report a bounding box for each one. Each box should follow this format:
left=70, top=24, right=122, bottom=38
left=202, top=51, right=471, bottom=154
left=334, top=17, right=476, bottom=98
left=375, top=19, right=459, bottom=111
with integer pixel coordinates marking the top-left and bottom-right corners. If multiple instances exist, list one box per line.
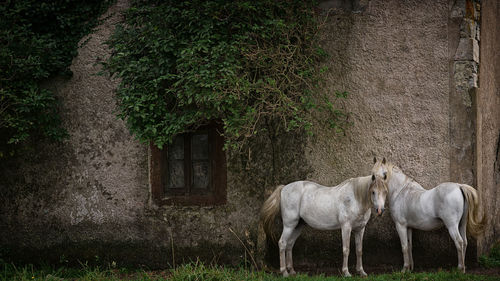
left=150, top=124, right=227, bottom=205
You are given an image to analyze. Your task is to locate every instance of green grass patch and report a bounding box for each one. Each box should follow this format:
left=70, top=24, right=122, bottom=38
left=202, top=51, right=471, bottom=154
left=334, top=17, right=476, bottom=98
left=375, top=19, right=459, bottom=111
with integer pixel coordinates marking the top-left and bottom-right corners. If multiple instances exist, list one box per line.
left=479, top=241, right=500, bottom=268
left=1, top=260, right=498, bottom=281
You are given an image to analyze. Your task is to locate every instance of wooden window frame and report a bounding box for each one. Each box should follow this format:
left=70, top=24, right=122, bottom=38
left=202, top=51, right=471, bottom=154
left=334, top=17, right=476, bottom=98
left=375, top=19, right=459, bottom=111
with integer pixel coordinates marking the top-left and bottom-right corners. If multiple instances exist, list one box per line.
left=150, top=124, right=227, bottom=206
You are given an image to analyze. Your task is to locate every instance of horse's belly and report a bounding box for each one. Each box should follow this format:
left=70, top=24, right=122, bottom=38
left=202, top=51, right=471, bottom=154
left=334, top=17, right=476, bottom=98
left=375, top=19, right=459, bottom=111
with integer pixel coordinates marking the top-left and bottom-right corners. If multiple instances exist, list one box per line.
left=409, top=217, right=443, bottom=231
left=301, top=215, right=341, bottom=230
left=300, top=208, right=368, bottom=230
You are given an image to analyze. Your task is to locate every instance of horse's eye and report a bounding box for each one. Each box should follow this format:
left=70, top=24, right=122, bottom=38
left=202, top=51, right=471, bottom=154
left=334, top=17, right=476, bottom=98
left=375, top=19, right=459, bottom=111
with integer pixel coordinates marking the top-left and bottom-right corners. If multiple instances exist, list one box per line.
left=383, top=173, right=387, bottom=180
left=371, top=175, right=375, bottom=181
left=372, top=191, right=375, bottom=195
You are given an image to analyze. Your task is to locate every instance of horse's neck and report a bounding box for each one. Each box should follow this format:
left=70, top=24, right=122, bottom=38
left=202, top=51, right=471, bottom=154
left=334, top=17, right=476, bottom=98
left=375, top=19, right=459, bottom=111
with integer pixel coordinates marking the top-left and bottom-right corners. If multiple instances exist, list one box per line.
left=388, top=170, right=426, bottom=203
left=388, top=171, right=411, bottom=202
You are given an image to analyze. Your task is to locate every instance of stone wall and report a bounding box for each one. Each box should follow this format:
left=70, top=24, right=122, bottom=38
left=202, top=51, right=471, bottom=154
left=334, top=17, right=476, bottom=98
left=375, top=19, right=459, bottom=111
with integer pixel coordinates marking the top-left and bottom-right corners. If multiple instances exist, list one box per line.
left=0, top=0, right=498, bottom=272
left=477, top=0, right=500, bottom=255
left=449, top=0, right=480, bottom=187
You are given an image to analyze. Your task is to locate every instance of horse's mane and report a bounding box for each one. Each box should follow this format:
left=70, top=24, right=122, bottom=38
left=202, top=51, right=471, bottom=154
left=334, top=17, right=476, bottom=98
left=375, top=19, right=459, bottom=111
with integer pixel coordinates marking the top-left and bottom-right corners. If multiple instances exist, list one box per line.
left=330, top=177, right=371, bottom=209
left=387, top=162, right=395, bottom=178
left=380, top=162, right=416, bottom=190
left=352, top=176, right=371, bottom=210
left=372, top=160, right=397, bottom=180
left=387, top=163, right=414, bottom=183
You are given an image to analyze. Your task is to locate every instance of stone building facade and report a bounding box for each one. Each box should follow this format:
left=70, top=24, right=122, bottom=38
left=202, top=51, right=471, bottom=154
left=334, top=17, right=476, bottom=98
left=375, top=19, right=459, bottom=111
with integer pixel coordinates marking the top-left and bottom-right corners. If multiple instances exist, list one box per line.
left=1, top=0, right=498, bottom=271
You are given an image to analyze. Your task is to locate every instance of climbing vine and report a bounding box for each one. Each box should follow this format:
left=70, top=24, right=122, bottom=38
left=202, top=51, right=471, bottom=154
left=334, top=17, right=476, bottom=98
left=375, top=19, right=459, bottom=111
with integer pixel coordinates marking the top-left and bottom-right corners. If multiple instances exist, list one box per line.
left=104, top=0, right=348, bottom=151
left=0, top=0, right=113, bottom=157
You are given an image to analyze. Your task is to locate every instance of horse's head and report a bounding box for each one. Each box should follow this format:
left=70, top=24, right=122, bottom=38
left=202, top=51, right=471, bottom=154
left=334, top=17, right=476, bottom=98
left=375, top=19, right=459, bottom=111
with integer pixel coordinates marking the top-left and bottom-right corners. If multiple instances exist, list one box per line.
left=371, top=156, right=390, bottom=180
left=370, top=157, right=389, bottom=216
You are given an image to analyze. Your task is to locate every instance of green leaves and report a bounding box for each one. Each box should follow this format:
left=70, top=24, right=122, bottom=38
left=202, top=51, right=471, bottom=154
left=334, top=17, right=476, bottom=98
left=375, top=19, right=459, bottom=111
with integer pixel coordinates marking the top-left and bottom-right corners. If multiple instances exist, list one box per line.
left=104, top=0, right=349, bottom=151
left=0, top=0, right=113, bottom=157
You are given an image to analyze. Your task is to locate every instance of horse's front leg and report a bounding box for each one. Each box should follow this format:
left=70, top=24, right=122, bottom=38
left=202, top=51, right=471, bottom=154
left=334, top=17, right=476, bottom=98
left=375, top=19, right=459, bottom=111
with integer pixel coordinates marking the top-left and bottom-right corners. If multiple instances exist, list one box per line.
left=395, top=223, right=411, bottom=272
left=341, top=225, right=352, bottom=277
left=354, top=227, right=367, bottom=277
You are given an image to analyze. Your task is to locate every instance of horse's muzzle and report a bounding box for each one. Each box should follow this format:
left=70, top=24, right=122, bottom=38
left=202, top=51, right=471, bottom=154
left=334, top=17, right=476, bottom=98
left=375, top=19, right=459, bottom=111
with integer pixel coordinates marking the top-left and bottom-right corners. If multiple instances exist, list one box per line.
left=376, top=207, right=385, bottom=216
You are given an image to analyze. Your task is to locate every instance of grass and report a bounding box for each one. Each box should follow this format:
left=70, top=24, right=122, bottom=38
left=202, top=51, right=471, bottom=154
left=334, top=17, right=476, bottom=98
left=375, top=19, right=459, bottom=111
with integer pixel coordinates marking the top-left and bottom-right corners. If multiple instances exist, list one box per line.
left=1, top=260, right=498, bottom=281
left=480, top=241, right=500, bottom=268
left=168, top=263, right=498, bottom=281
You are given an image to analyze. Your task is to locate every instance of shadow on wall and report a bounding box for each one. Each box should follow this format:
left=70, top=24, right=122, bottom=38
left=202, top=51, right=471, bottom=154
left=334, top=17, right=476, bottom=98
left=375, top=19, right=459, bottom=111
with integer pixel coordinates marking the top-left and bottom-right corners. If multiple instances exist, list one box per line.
left=264, top=215, right=478, bottom=273
left=228, top=121, right=314, bottom=202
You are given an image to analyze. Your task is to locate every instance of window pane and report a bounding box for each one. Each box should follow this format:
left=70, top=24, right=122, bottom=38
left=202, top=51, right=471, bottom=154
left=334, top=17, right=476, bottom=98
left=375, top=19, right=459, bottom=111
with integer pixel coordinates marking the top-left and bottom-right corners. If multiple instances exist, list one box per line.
left=168, top=135, right=184, bottom=160
left=191, top=133, right=208, bottom=160
left=167, top=135, right=184, bottom=189
left=192, top=160, right=210, bottom=189
left=168, top=160, right=185, bottom=189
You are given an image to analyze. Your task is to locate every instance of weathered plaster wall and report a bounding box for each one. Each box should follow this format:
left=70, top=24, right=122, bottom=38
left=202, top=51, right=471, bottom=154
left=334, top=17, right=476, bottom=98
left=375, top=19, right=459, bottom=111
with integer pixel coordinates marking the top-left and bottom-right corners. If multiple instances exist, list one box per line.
left=293, top=0, right=456, bottom=269
left=313, top=0, right=451, bottom=191
left=0, top=0, right=311, bottom=267
left=0, top=0, right=152, bottom=265
left=0, top=0, right=496, bottom=272
left=477, top=0, right=500, bottom=255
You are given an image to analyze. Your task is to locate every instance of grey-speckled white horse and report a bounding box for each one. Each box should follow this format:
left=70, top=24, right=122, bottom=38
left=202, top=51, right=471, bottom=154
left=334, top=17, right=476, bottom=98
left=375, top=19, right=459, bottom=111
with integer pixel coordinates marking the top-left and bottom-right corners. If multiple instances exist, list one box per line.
left=260, top=170, right=388, bottom=277
left=371, top=157, right=485, bottom=273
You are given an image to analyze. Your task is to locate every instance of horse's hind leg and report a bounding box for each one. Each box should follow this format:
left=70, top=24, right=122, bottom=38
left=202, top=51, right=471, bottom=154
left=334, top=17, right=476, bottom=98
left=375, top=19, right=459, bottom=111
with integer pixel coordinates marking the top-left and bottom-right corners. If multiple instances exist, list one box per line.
left=459, top=202, right=468, bottom=272
left=279, top=225, right=295, bottom=277
left=341, top=225, right=352, bottom=277
left=286, top=223, right=305, bottom=276
left=354, top=227, right=367, bottom=277
left=459, top=223, right=467, bottom=273
left=447, top=224, right=465, bottom=273
left=408, top=228, right=414, bottom=271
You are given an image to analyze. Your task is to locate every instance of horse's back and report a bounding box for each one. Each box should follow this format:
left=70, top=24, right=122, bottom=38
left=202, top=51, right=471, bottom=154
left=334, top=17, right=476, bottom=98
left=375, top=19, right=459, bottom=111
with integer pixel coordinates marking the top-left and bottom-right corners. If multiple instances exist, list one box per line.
left=281, top=180, right=321, bottom=196
left=406, top=182, right=463, bottom=207
left=280, top=180, right=354, bottom=230
left=298, top=179, right=367, bottom=230
left=399, top=182, right=465, bottom=229
left=280, top=181, right=321, bottom=224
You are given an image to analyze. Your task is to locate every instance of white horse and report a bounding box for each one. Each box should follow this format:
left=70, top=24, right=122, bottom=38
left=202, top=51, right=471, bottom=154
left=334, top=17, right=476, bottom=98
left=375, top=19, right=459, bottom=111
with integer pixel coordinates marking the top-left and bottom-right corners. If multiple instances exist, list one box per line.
left=371, top=157, right=485, bottom=273
left=260, top=172, right=388, bottom=277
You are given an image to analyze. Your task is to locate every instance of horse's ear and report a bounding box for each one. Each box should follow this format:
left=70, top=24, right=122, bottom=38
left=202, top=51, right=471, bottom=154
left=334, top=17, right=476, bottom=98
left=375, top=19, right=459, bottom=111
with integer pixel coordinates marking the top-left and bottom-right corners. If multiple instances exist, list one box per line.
left=373, top=157, right=377, bottom=164
left=382, top=157, right=386, bottom=164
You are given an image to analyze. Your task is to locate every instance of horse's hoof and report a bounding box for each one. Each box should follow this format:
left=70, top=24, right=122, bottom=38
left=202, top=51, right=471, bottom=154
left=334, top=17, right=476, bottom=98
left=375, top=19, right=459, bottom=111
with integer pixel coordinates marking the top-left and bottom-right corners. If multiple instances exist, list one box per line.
left=401, top=267, right=409, bottom=273
left=342, top=270, right=352, bottom=277
left=289, top=270, right=297, bottom=276
left=358, top=270, right=367, bottom=277
left=282, top=271, right=289, bottom=277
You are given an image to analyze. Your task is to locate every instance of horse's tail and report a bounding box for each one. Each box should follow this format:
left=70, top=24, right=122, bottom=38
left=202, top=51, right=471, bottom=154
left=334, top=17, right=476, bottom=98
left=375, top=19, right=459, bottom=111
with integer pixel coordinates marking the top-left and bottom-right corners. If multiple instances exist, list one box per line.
left=260, top=184, right=285, bottom=242
left=459, top=184, right=486, bottom=238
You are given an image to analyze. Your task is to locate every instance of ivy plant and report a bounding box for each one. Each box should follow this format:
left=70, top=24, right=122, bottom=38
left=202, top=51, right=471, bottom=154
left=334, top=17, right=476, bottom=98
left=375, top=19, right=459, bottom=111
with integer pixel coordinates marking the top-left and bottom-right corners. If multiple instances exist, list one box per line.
left=0, top=0, right=113, bottom=158
left=104, top=0, right=348, bottom=151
